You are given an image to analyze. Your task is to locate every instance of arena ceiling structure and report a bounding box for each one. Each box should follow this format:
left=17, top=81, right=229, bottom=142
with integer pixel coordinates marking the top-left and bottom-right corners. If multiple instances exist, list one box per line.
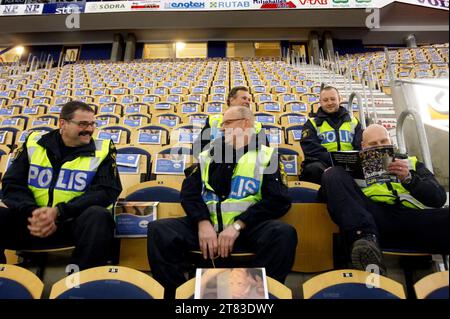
left=0, top=0, right=448, bottom=46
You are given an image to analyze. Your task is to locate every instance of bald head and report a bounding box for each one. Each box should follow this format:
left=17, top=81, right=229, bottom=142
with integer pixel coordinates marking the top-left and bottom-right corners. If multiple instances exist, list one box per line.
left=224, top=106, right=255, bottom=125
left=221, top=106, right=255, bottom=148
left=362, top=124, right=392, bottom=149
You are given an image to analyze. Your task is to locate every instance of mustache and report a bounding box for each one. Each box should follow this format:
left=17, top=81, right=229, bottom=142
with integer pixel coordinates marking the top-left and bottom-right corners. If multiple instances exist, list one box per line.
left=79, top=131, right=93, bottom=136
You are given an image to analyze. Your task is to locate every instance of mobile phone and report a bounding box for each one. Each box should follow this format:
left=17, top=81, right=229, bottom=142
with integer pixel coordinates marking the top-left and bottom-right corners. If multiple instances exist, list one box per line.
left=393, top=153, right=408, bottom=161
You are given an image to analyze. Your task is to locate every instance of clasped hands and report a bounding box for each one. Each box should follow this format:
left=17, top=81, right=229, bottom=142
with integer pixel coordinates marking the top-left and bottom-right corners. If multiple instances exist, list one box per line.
left=27, top=207, right=59, bottom=238
left=198, top=220, right=240, bottom=260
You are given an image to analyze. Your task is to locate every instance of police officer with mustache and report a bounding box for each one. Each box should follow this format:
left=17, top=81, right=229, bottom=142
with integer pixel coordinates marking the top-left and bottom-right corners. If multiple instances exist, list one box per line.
left=0, top=101, right=122, bottom=270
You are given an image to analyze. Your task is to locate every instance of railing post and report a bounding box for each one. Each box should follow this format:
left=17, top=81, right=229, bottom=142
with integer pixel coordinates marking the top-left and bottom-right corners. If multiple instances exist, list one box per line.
left=384, top=47, right=396, bottom=86
left=348, top=91, right=367, bottom=130
left=396, top=109, right=433, bottom=172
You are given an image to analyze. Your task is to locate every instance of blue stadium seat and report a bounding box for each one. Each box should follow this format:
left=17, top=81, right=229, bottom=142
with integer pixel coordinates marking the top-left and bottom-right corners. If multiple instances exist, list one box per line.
left=50, top=266, right=164, bottom=299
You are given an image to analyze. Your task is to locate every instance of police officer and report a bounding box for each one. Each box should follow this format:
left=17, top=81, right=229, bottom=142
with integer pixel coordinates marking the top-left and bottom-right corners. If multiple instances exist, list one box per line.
left=300, top=86, right=363, bottom=184
left=194, top=86, right=266, bottom=156
left=0, top=101, right=122, bottom=269
left=148, top=106, right=297, bottom=298
left=319, top=124, right=449, bottom=274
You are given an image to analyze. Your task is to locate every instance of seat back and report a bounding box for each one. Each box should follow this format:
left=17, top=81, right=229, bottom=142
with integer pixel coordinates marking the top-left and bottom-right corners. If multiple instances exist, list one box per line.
left=303, top=269, right=406, bottom=299
left=414, top=271, right=449, bottom=299
left=0, top=264, right=44, bottom=299
left=50, top=266, right=164, bottom=299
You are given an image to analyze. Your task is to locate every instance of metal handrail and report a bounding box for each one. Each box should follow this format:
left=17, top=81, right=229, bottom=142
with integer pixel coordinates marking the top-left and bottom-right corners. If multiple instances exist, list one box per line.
left=25, top=53, right=32, bottom=70
left=57, top=51, right=64, bottom=68
left=348, top=91, right=367, bottom=130
left=385, top=47, right=396, bottom=85
left=368, top=59, right=382, bottom=91
left=396, top=109, right=433, bottom=172
left=335, top=51, right=342, bottom=75
left=45, top=54, right=53, bottom=69
left=361, top=70, right=378, bottom=124
left=344, top=62, right=353, bottom=93
left=357, top=66, right=370, bottom=119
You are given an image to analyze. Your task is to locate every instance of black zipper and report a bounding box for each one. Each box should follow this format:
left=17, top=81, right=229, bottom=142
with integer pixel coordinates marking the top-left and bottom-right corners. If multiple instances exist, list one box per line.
left=216, top=201, right=223, bottom=233
left=46, top=153, right=62, bottom=207
left=335, top=126, right=342, bottom=151
left=386, top=182, right=401, bottom=205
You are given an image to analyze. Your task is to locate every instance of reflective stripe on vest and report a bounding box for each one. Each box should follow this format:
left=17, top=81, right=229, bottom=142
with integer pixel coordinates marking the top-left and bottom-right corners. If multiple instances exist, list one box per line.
left=310, top=116, right=358, bottom=151
left=208, top=114, right=263, bottom=141
left=26, top=132, right=110, bottom=207
left=199, top=144, right=275, bottom=232
left=362, top=156, right=428, bottom=209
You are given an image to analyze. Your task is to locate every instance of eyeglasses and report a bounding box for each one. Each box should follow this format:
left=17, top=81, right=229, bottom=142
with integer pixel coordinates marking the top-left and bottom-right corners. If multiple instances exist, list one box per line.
left=221, top=118, right=246, bottom=127
left=67, top=120, right=97, bottom=129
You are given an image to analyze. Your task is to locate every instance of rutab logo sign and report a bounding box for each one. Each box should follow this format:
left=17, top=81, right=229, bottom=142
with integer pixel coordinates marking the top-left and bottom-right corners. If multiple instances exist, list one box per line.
left=209, top=1, right=251, bottom=9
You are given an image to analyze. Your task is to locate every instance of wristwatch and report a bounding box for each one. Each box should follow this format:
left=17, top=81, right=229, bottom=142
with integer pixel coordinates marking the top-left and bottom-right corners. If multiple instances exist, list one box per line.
left=232, top=222, right=242, bottom=232
left=402, top=172, right=413, bottom=186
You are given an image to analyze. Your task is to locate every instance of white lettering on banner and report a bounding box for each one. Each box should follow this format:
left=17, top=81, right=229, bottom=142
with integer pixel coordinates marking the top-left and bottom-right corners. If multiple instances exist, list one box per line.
left=55, top=4, right=80, bottom=14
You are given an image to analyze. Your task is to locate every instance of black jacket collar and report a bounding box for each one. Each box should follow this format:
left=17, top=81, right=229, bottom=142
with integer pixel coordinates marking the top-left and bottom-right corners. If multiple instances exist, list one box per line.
left=37, top=129, right=97, bottom=160
left=314, top=106, right=352, bottom=126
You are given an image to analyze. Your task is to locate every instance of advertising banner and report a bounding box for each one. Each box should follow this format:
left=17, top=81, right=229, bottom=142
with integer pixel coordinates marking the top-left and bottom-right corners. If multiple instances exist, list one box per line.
left=0, top=0, right=447, bottom=16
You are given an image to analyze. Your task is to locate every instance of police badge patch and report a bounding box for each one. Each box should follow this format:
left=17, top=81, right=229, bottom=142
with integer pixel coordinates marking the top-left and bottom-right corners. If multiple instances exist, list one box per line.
left=301, top=129, right=310, bottom=140
left=11, top=145, right=24, bottom=162
left=279, top=162, right=288, bottom=186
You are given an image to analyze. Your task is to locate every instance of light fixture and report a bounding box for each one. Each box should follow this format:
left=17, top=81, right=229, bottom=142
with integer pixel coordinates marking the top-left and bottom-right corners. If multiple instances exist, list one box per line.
left=15, top=46, right=24, bottom=56
left=176, top=42, right=186, bottom=51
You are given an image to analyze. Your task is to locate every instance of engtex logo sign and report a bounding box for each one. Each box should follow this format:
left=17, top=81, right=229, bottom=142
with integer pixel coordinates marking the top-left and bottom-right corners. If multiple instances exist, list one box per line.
left=163, top=0, right=206, bottom=9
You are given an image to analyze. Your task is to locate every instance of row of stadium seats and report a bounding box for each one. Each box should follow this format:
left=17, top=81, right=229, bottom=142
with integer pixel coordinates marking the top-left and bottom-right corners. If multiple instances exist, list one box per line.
left=2, top=262, right=447, bottom=299
left=336, top=44, right=449, bottom=95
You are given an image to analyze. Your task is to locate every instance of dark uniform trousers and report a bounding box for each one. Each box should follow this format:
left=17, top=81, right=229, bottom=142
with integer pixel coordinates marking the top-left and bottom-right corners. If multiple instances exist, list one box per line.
left=320, top=166, right=449, bottom=253
left=300, top=160, right=328, bottom=185
left=147, top=216, right=297, bottom=296
left=0, top=205, right=115, bottom=270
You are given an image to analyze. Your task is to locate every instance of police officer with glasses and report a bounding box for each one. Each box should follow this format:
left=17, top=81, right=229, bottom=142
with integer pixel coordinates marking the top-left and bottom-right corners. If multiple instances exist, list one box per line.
left=147, top=106, right=297, bottom=299
left=0, top=101, right=122, bottom=270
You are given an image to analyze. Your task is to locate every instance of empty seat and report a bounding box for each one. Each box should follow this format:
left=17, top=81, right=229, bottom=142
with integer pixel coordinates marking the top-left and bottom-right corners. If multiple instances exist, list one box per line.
left=50, top=266, right=164, bottom=299
left=303, top=269, right=406, bottom=299
left=0, top=264, right=44, bottom=299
